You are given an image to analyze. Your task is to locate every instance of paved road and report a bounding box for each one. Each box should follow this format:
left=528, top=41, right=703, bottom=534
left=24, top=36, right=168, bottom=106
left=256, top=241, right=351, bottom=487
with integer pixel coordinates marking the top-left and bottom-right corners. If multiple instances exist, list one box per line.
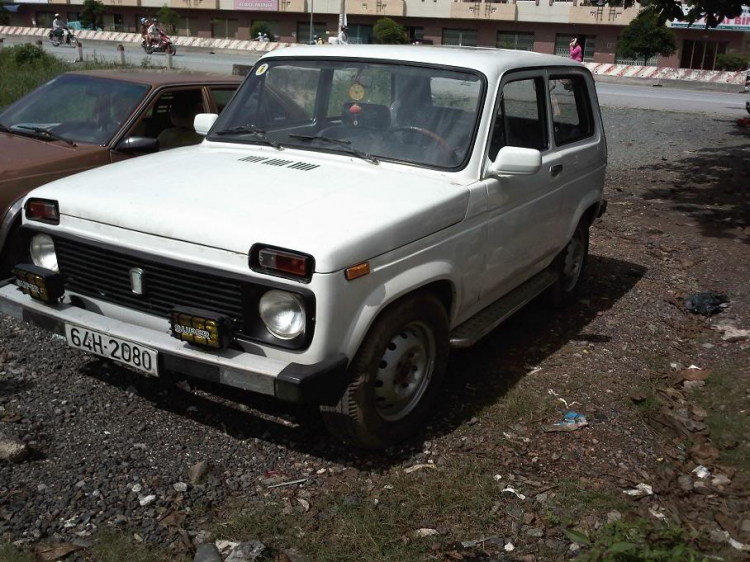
left=1, top=36, right=261, bottom=74
left=3, top=36, right=749, bottom=116
left=596, top=82, right=747, bottom=117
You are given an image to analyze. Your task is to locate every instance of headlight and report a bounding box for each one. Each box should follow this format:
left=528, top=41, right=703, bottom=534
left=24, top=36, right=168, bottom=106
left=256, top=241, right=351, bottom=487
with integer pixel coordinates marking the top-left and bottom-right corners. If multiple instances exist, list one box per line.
left=29, top=234, right=58, bottom=272
left=259, top=290, right=305, bottom=340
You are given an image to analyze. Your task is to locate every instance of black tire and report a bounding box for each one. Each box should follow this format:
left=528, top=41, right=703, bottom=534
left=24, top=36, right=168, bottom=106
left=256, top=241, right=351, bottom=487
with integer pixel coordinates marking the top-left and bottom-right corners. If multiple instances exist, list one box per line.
left=547, top=221, right=590, bottom=308
left=0, top=222, right=26, bottom=278
left=320, top=292, right=449, bottom=449
left=166, top=45, right=176, bottom=56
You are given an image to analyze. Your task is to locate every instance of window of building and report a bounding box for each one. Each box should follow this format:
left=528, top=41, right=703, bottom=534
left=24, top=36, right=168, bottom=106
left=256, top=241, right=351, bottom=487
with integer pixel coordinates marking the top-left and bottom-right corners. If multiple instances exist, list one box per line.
left=496, top=31, right=534, bottom=51
left=296, top=22, right=327, bottom=44
left=679, top=39, right=727, bottom=70
left=211, top=18, right=239, bottom=39
left=555, top=34, right=595, bottom=61
left=178, top=17, right=198, bottom=37
left=102, top=13, right=124, bottom=32
left=442, top=28, right=477, bottom=47
left=36, top=12, right=55, bottom=28
left=407, top=26, right=424, bottom=43
left=347, top=24, right=373, bottom=44
left=549, top=75, right=594, bottom=145
left=490, top=77, right=547, bottom=159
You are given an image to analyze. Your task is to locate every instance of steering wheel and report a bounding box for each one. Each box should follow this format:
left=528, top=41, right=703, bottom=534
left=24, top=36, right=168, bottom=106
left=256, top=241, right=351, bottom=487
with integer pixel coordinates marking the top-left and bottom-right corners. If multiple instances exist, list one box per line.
left=386, top=126, right=456, bottom=161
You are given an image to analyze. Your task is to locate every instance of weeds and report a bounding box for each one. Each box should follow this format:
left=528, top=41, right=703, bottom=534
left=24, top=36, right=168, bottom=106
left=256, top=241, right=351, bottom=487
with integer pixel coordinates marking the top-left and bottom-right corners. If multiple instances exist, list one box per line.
left=566, top=519, right=709, bottom=561
left=0, top=44, right=131, bottom=109
left=0, top=542, right=34, bottom=562
left=91, top=529, right=189, bottom=562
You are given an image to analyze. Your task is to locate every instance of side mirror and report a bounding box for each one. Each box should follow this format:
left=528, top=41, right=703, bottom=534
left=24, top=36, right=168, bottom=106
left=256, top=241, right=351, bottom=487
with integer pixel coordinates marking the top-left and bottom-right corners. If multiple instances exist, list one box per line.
left=490, top=146, right=542, bottom=176
left=194, top=113, right=218, bottom=136
left=116, top=136, right=159, bottom=154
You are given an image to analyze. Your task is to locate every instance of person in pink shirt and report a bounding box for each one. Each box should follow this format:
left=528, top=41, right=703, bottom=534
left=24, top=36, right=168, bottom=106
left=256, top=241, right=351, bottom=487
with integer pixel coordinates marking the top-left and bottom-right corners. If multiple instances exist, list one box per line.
left=569, top=37, right=583, bottom=62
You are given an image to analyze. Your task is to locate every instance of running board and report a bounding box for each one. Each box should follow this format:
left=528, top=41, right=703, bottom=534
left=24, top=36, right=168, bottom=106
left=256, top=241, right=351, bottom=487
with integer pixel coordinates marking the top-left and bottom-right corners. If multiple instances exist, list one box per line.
left=449, top=269, right=558, bottom=349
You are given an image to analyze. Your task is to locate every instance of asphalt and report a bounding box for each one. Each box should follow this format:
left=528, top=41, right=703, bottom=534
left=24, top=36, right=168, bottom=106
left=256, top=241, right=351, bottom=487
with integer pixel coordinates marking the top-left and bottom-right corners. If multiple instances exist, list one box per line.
left=2, top=35, right=749, bottom=117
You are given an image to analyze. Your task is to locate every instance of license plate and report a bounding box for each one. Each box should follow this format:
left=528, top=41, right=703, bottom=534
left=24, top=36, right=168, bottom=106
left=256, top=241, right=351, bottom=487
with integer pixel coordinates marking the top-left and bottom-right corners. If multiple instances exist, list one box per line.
left=65, top=324, right=159, bottom=376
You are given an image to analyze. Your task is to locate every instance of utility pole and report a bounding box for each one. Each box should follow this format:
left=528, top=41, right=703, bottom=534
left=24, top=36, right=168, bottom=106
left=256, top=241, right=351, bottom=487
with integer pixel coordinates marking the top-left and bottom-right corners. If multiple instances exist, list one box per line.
left=309, top=0, right=313, bottom=43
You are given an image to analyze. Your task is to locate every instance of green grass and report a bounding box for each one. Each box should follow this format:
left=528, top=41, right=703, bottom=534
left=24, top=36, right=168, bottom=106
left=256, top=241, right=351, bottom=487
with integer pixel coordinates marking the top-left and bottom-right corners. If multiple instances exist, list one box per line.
left=692, top=365, right=750, bottom=471
left=0, top=44, right=132, bottom=109
left=215, top=457, right=505, bottom=562
left=90, top=529, right=190, bottom=562
left=0, top=543, right=34, bottom=562
left=567, top=519, right=710, bottom=561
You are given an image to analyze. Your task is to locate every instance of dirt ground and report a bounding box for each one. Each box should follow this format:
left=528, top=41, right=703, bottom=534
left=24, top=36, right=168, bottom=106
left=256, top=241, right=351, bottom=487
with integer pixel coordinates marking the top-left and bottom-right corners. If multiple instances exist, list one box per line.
left=1, top=106, right=749, bottom=562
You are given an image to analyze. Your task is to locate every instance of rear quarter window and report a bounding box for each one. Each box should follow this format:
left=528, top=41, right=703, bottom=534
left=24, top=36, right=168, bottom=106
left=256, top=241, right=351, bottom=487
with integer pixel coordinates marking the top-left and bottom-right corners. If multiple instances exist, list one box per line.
left=548, top=75, right=595, bottom=146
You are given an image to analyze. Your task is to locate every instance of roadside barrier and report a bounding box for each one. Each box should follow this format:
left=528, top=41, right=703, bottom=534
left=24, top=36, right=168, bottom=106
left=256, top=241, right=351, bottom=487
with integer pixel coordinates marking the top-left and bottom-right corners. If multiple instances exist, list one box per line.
left=0, top=26, right=290, bottom=53
left=583, top=62, right=745, bottom=85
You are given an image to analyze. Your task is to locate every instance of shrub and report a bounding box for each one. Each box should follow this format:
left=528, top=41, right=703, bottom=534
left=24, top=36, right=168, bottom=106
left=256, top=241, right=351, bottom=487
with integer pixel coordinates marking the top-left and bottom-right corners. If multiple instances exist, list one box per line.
left=156, top=4, right=180, bottom=34
left=373, top=17, right=408, bottom=44
left=79, top=0, right=104, bottom=29
left=250, top=21, right=275, bottom=41
left=716, top=52, right=750, bottom=71
left=11, top=44, right=55, bottom=66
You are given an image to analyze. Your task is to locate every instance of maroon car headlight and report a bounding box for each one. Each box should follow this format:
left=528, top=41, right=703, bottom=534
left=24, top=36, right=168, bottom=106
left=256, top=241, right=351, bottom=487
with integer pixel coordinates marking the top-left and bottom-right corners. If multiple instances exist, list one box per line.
left=25, top=198, right=60, bottom=224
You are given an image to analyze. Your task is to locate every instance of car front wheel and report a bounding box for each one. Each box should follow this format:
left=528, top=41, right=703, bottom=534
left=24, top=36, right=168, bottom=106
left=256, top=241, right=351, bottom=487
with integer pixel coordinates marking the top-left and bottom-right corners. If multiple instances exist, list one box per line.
left=320, top=292, right=449, bottom=449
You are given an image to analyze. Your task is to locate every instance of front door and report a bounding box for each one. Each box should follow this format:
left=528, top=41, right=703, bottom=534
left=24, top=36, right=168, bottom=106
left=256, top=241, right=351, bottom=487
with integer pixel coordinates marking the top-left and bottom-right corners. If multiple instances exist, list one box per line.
left=481, top=71, right=565, bottom=303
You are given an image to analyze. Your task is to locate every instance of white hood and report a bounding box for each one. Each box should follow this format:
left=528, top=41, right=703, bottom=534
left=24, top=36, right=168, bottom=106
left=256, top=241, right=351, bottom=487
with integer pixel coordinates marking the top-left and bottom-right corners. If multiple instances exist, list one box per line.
left=29, top=144, right=471, bottom=273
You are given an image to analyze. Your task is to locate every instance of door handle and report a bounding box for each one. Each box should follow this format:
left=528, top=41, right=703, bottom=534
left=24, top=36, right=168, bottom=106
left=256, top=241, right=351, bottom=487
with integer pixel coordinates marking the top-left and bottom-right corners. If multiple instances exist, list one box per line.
left=550, top=164, right=563, bottom=177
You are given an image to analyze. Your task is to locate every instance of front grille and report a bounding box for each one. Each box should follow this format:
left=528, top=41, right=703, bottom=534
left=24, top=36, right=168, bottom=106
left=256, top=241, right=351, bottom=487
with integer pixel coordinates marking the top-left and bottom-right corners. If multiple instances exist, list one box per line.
left=54, top=236, right=250, bottom=336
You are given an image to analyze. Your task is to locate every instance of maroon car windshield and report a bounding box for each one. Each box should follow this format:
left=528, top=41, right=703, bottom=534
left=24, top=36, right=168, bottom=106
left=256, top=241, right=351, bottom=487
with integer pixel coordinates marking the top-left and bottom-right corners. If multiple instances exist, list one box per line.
left=0, top=74, right=149, bottom=146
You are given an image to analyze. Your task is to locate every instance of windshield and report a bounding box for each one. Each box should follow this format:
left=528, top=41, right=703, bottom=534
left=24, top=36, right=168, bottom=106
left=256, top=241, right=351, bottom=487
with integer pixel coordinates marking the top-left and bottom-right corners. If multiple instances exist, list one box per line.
left=209, top=59, right=485, bottom=169
left=0, top=74, right=149, bottom=146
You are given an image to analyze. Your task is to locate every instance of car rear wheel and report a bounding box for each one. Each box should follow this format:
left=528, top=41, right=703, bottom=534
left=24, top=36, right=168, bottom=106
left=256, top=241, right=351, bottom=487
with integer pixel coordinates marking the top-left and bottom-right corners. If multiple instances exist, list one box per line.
left=320, top=292, right=449, bottom=449
left=548, top=221, right=589, bottom=307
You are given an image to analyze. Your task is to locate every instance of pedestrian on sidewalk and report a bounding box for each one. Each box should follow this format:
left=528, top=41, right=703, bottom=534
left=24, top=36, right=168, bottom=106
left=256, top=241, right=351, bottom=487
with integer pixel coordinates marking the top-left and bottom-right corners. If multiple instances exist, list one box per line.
left=569, top=37, right=583, bottom=62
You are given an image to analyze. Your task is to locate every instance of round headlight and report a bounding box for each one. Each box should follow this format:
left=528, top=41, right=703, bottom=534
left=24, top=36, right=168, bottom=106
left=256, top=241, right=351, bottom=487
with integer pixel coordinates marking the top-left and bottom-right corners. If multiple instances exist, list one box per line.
left=29, top=234, right=58, bottom=272
left=259, top=290, right=305, bottom=340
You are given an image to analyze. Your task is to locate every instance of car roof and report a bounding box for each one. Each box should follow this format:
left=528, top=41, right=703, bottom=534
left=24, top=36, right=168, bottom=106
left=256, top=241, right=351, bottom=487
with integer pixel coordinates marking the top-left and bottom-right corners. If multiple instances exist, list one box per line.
left=67, top=70, right=242, bottom=86
left=262, top=45, right=583, bottom=80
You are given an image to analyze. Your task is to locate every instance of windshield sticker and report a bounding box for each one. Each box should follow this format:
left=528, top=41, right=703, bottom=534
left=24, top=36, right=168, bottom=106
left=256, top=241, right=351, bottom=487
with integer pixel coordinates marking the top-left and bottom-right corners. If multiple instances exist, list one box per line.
left=255, top=63, right=269, bottom=76
left=348, top=83, right=365, bottom=101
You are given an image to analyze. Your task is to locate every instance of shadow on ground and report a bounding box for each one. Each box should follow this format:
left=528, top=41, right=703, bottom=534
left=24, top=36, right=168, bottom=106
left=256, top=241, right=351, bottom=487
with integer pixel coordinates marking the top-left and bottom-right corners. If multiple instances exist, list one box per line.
left=79, top=254, right=646, bottom=467
left=640, top=132, right=750, bottom=243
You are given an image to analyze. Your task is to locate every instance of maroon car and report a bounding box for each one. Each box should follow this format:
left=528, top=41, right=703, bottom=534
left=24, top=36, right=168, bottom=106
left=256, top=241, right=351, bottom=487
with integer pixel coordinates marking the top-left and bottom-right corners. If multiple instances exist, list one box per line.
left=0, top=70, right=241, bottom=271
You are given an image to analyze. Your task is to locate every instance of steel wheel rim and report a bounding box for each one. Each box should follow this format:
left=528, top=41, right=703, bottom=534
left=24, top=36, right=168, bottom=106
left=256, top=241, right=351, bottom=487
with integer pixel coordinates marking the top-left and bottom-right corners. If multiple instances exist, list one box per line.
left=374, top=321, right=436, bottom=422
left=562, top=231, right=585, bottom=292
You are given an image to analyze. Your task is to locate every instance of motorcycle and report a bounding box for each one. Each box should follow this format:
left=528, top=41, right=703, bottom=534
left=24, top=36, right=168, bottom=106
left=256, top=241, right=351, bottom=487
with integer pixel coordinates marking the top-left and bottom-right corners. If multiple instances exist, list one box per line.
left=48, top=28, right=76, bottom=47
left=141, top=31, right=176, bottom=56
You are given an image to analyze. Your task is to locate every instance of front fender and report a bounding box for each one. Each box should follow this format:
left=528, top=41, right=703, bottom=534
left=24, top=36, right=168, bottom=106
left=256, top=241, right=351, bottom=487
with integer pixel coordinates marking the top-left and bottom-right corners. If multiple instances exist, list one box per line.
left=339, top=260, right=458, bottom=361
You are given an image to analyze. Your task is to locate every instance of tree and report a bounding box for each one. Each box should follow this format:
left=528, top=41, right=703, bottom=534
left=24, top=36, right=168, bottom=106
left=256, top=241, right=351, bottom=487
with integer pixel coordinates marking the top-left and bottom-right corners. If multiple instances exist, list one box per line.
left=0, top=3, right=10, bottom=26
left=250, top=20, right=275, bottom=41
left=618, top=9, right=676, bottom=65
left=157, top=4, right=180, bottom=34
left=627, top=0, right=745, bottom=29
left=373, top=17, right=408, bottom=44
left=79, top=0, right=104, bottom=30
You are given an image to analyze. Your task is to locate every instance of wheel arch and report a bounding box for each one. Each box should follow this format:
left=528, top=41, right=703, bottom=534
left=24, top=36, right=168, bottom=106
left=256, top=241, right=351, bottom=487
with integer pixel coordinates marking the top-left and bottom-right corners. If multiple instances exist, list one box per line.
left=0, top=197, right=25, bottom=257
left=340, top=263, right=458, bottom=361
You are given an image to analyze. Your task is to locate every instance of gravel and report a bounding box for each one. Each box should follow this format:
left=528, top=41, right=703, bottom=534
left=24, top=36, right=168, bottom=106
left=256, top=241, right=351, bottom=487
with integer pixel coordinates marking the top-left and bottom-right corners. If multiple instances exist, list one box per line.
left=1, top=106, right=748, bottom=558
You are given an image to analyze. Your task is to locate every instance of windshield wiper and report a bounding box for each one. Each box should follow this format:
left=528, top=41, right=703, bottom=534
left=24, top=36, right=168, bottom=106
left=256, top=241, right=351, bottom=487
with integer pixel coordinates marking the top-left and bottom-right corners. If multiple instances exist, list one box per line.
left=0, top=122, right=12, bottom=134
left=214, top=125, right=282, bottom=150
left=288, top=135, right=379, bottom=165
left=14, top=125, right=76, bottom=147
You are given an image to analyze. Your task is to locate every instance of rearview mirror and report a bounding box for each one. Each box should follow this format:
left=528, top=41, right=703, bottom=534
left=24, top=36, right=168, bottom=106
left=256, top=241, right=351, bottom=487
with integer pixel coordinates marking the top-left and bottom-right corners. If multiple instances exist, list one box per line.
left=194, top=113, right=218, bottom=136
left=116, top=136, right=159, bottom=154
left=490, top=146, right=542, bottom=176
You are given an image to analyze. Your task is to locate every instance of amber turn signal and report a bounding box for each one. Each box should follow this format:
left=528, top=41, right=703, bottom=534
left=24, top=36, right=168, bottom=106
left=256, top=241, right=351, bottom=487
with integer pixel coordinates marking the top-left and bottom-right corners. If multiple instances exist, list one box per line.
left=345, top=262, right=370, bottom=281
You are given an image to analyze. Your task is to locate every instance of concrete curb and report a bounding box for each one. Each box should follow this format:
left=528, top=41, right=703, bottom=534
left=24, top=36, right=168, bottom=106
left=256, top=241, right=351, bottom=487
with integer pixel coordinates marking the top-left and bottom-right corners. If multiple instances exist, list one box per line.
left=591, top=73, right=747, bottom=93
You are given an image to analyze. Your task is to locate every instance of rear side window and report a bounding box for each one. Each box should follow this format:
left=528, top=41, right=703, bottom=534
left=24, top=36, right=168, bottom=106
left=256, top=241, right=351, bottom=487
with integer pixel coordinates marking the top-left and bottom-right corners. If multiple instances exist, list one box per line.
left=549, top=75, right=594, bottom=145
left=489, top=77, right=547, bottom=160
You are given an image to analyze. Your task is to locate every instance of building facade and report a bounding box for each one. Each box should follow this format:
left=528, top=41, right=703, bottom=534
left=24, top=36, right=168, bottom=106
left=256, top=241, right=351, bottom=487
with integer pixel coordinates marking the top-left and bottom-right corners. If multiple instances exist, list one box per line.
left=3, top=0, right=750, bottom=69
